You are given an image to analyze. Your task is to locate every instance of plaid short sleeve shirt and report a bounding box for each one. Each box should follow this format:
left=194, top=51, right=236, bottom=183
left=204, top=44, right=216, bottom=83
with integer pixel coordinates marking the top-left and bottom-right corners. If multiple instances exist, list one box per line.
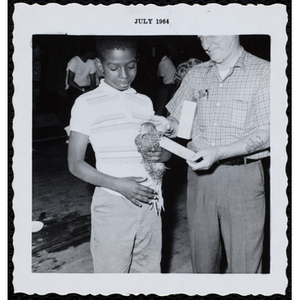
left=166, top=49, right=270, bottom=160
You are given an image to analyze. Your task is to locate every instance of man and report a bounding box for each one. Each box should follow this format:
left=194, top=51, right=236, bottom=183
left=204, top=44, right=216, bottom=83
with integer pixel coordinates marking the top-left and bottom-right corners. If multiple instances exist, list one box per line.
left=151, top=36, right=270, bottom=273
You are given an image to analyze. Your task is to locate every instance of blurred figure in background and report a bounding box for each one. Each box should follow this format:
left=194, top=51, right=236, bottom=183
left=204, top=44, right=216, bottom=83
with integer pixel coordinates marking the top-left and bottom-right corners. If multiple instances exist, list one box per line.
left=154, top=44, right=176, bottom=116
left=64, top=42, right=97, bottom=140
left=174, top=58, right=202, bottom=89
left=65, top=42, right=97, bottom=116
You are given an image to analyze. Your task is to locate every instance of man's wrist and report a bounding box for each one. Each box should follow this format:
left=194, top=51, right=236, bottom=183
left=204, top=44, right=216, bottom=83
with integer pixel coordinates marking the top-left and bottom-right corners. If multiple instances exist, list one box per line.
left=216, top=145, right=234, bottom=162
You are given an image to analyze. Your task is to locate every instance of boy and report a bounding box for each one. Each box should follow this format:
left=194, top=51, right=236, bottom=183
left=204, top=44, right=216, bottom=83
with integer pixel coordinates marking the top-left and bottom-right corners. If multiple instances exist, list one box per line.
left=67, top=37, right=170, bottom=273
left=65, top=42, right=97, bottom=103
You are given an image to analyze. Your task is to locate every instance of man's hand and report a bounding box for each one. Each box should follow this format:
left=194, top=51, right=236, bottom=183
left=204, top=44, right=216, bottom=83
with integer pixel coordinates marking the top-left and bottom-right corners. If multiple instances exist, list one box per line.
left=146, top=115, right=178, bottom=137
left=187, top=147, right=221, bottom=171
left=143, top=146, right=172, bottom=163
left=186, top=125, right=270, bottom=171
left=114, top=177, right=158, bottom=207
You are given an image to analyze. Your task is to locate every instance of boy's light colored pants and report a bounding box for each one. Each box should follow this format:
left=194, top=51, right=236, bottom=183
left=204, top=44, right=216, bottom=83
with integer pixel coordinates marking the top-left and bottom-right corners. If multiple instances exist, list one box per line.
left=187, top=160, right=266, bottom=273
left=90, top=187, right=162, bottom=273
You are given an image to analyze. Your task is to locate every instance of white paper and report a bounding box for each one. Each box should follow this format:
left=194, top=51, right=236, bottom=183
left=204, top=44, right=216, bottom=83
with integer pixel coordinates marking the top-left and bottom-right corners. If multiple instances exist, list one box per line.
left=177, top=101, right=197, bottom=139
left=160, top=136, right=195, bottom=160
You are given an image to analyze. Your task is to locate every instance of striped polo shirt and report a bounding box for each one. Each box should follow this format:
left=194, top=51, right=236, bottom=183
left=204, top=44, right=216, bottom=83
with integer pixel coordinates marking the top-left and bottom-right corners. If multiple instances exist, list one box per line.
left=70, top=80, right=155, bottom=195
left=166, top=48, right=270, bottom=160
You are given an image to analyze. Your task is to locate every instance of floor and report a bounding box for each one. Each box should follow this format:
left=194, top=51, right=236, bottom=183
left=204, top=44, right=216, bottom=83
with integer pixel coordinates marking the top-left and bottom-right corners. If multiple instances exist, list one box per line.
left=32, top=139, right=193, bottom=273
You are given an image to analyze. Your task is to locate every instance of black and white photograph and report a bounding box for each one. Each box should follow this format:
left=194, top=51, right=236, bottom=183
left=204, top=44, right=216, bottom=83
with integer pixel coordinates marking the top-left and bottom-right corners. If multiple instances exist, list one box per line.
left=11, top=3, right=289, bottom=297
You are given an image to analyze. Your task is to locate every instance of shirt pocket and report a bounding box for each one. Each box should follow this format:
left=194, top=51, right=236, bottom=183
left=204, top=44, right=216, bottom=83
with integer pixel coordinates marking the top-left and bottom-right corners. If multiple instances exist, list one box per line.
left=228, top=95, right=252, bottom=130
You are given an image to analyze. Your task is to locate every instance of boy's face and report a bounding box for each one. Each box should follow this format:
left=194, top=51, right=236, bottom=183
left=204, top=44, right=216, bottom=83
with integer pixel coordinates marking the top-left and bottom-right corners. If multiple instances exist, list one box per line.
left=101, top=49, right=137, bottom=91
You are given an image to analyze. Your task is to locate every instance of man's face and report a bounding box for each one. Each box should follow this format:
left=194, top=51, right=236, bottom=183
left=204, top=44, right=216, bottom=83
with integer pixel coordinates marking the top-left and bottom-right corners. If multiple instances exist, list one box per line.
left=101, top=48, right=137, bottom=91
left=199, top=35, right=239, bottom=65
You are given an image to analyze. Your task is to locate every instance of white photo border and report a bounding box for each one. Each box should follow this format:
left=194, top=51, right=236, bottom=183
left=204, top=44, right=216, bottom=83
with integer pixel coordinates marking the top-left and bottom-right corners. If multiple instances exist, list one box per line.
left=11, top=2, right=289, bottom=297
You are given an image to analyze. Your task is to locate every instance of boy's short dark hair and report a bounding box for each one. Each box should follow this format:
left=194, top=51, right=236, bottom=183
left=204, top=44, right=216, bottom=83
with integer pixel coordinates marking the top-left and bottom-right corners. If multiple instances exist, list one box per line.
left=96, top=37, right=138, bottom=62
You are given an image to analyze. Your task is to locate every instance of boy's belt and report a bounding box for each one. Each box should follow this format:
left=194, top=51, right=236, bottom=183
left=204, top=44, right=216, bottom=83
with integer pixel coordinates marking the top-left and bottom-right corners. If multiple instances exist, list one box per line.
left=217, top=157, right=259, bottom=166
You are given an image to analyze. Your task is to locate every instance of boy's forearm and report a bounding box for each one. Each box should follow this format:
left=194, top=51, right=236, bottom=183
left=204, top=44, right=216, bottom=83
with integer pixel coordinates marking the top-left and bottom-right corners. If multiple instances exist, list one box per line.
left=69, top=80, right=84, bottom=91
left=68, top=160, right=119, bottom=192
left=68, top=71, right=84, bottom=91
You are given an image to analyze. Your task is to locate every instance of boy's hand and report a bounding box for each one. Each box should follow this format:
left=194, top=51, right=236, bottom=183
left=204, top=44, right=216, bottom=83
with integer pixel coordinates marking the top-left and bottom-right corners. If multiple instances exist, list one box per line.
left=146, top=115, right=177, bottom=137
left=115, top=177, right=158, bottom=207
left=144, top=146, right=172, bottom=163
